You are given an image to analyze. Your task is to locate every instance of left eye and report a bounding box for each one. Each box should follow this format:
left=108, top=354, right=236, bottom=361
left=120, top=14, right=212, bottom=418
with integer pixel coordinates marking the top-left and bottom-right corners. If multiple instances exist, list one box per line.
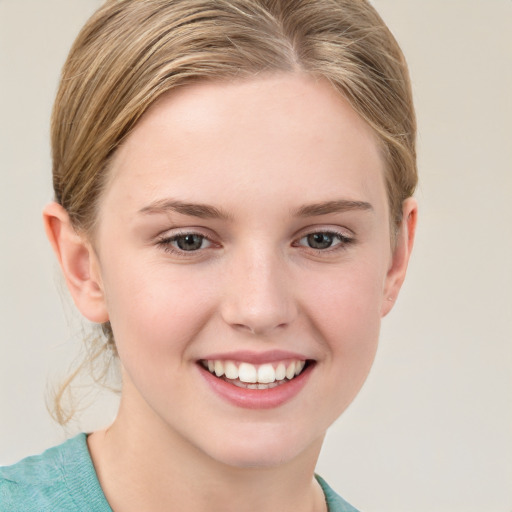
left=165, top=233, right=211, bottom=252
left=297, top=232, right=350, bottom=250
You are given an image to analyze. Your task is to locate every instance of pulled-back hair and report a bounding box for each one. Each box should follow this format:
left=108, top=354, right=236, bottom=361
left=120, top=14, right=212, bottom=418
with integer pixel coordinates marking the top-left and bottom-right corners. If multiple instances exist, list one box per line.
left=50, top=0, right=417, bottom=424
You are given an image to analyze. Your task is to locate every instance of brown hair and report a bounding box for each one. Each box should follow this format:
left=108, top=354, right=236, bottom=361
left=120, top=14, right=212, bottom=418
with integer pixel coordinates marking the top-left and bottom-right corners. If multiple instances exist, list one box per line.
left=50, top=0, right=417, bottom=424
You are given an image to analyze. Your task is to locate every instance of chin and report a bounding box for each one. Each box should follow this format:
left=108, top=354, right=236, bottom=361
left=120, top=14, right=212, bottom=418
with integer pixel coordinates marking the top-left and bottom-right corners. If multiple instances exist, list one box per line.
left=201, top=423, right=324, bottom=470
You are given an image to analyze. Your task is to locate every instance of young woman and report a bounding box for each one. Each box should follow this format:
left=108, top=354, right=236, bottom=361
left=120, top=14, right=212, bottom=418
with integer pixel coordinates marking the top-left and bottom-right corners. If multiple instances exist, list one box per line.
left=0, top=1, right=417, bottom=510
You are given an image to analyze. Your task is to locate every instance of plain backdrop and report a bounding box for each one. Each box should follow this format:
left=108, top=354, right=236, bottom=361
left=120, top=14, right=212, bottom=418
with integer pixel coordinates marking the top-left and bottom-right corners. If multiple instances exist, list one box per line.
left=0, top=1, right=511, bottom=511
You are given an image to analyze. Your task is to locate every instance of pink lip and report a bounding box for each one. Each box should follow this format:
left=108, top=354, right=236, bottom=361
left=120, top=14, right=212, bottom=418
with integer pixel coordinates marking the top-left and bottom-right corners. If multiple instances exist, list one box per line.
left=199, top=350, right=309, bottom=364
left=197, top=361, right=314, bottom=410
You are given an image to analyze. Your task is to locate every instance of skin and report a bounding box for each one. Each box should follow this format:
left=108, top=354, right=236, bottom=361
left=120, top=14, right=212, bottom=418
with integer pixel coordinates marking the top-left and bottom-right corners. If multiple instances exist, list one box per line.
left=44, top=73, right=417, bottom=512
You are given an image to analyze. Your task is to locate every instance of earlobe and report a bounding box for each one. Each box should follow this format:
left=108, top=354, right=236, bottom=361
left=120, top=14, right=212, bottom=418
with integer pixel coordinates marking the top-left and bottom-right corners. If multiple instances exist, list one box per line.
left=43, top=202, right=109, bottom=324
left=381, top=198, right=418, bottom=317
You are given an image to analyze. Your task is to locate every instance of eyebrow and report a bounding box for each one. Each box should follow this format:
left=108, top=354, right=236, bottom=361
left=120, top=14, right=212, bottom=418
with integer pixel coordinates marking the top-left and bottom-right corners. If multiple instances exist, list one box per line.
left=139, top=198, right=373, bottom=220
left=139, top=199, right=232, bottom=220
left=293, top=199, right=374, bottom=217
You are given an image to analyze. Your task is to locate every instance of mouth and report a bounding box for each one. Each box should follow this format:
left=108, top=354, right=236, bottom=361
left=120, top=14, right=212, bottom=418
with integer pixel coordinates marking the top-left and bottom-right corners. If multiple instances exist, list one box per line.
left=199, top=359, right=311, bottom=390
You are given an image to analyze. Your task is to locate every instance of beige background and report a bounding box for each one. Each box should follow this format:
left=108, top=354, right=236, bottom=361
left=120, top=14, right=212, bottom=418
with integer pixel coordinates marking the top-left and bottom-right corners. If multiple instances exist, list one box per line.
left=0, top=1, right=511, bottom=511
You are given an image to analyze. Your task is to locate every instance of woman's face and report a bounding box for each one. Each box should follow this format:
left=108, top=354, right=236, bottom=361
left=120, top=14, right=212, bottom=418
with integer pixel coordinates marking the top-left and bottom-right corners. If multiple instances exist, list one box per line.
left=89, top=74, right=407, bottom=467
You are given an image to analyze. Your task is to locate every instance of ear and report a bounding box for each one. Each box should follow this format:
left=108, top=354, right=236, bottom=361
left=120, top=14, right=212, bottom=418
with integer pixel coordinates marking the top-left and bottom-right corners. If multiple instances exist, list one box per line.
left=381, top=197, right=418, bottom=317
left=43, top=202, right=109, bottom=324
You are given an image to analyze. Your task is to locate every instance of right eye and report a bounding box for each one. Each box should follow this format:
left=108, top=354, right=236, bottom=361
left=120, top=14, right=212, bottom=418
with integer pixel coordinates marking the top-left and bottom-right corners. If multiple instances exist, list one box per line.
left=173, top=234, right=208, bottom=251
left=157, top=232, right=214, bottom=254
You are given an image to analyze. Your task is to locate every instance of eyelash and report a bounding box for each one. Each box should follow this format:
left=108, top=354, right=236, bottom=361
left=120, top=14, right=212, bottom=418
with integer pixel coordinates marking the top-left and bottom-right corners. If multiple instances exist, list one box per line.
left=156, top=229, right=354, bottom=257
left=156, top=231, right=216, bottom=256
left=293, top=230, right=354, bottom=253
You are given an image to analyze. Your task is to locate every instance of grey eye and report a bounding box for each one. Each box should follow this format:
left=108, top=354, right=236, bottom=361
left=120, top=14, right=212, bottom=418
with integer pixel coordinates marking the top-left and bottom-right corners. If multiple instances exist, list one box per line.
left=175, top=234, right=205, bottom=251
left=306, top=233, right=336, bottom=249
left=295, top=231, right=352, bottom=251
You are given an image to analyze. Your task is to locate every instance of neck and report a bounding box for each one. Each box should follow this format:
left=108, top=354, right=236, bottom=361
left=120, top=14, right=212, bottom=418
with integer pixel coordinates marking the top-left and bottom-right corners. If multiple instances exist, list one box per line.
left=87, top=391, right=327, bottom=512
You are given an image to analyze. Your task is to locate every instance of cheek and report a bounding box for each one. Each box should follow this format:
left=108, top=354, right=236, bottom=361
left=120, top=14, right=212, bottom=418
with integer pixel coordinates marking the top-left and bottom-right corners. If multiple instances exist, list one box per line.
left=102, top=260, right=217, bottom=365
left=305, top=259, right=384, bottom=331
left=299, top=258, right=385, bottom=375
left=285, top=261, right=385, bottom=430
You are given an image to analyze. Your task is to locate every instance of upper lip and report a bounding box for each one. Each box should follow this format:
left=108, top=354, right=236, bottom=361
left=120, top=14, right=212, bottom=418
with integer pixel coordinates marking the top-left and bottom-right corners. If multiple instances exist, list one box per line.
left=198, top=350, right=311, bottom=365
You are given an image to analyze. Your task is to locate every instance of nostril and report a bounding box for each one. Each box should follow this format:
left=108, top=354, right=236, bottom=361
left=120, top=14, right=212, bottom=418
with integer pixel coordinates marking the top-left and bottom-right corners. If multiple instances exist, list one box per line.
left=231, top=322, right=289, bottom=335
left=233, top=323, right=252, bottom=332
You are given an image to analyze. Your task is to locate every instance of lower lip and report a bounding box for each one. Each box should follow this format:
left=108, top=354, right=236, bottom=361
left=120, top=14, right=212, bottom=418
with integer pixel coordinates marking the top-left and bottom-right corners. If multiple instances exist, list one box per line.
left=198, top=363, right=314, bottom=409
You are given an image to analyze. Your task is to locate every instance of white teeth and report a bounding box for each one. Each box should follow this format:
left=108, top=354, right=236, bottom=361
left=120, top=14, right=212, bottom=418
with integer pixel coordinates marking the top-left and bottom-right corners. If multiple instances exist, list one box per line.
left=285, top=362, right=296, bottom=380
left=231, top=380, right=280, bottom=390
left=203, top=359, right=308, bottom=385
left=275, top=363, right=286, bottom=381
left=224, top=361, right=238, bottom=380
left=214, top=360, right=224, bottom=377
left=238, top=362, right=257, bottom=383
left=257, top=363, right=276, bottom=383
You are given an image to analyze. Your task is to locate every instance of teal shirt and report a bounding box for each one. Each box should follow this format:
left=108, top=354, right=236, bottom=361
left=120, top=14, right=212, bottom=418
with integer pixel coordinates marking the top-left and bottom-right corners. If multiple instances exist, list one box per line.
left=1, top=434, right=359, bottom=511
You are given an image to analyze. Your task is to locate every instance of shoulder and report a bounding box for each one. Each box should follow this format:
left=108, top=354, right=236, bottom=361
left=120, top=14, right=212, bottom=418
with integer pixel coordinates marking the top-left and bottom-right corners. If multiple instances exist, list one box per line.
left=0, top=434, right=111, bottom=512
left=316, top=474, right=361, bottom=512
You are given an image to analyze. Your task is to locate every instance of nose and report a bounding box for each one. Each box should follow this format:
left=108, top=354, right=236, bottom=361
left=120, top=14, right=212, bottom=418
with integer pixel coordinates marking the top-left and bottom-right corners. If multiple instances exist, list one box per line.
left=220, top=248, right=297, bottom=336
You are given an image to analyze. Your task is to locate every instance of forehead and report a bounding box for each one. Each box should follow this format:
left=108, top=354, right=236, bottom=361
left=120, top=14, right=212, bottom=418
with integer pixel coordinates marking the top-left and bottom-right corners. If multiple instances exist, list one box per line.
left=103, top=73, right=387, bottom=220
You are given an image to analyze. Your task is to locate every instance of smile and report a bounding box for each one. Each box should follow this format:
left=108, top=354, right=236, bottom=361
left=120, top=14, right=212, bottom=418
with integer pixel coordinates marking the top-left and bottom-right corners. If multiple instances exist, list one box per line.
left=200, top=359, right=307, bottom=390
